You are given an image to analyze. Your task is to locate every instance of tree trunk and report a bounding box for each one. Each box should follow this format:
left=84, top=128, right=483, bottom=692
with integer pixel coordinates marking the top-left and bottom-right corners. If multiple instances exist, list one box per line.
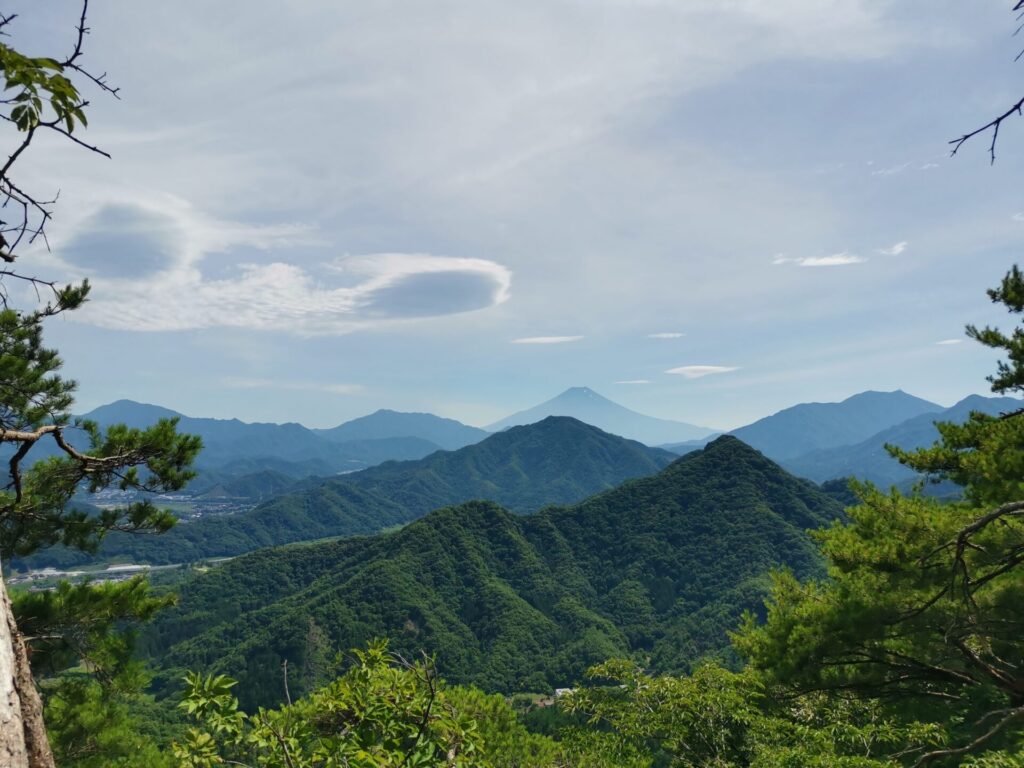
left=0, top=560, right=53, bottom=768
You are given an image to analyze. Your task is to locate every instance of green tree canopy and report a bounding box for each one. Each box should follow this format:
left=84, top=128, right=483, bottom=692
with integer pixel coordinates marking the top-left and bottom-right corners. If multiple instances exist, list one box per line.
left=0, top=5, right=199, bottom=764
left=735, top=265, right=1024, bottom=765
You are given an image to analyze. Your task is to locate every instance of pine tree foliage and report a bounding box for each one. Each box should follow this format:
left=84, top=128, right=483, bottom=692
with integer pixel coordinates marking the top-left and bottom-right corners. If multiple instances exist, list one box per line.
left=734, top=265, right=1024, bottom=765
left=0, top=5, right=199, bottom=764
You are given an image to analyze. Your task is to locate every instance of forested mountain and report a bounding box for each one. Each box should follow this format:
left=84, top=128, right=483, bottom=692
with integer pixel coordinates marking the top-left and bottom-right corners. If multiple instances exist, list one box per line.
left=783, top=394, right=1022, bottom=484
left=726, top=390, right=942, bottom=461
left=141, top=436, right=842, bottom=709
left=487, top=386, right=715, bottom=445
left=315, top=409, right=488, bottom=450
left=340, top=416, right=674, bottom=513
left=26, top=417, right=675, bottom=567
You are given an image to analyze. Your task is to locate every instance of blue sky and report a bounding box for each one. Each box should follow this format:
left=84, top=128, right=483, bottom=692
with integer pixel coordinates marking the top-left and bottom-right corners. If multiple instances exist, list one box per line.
left=8, top=1, right=1024, bottom=429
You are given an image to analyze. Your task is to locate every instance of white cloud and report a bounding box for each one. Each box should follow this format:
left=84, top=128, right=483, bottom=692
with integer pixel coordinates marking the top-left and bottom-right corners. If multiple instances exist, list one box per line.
left=221, top=377, right=363, bottom=395
left=773, top=252, right=865, bottom=267
left=615, top=379, right=652, bottom=385
left=648, top=332, right=684, bottom=339
left=56, top=200, right=512, bottom=335
left=800, top=253, right=865, bottom=267
left=935, top=338, right=963, bottom=346
left=878, top=241, right=908, bottom=256
left=510, top=335, right=584, bottom=344
left=1013, top=213, right=1024, bottom=222
left=665, top=365, right=739, bottom=379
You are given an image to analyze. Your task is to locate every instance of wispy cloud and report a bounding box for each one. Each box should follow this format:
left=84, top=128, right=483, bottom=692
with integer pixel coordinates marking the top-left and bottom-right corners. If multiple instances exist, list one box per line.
left=935, top=339, right=963, bottom=346
left=773, top=252, right=865, bottom=267
left=878, top=241, right=908, bottom=256
left=665, top=365, right=739, bottom=379
left=648, top=332, right=684, bottom=339
left=221, top=377, right=363, bottom=395
left=871, top=162, right=911, bottom=176
left=510, top=335, right=584, bottom=344
left=615, top=379, right=652, bottom=385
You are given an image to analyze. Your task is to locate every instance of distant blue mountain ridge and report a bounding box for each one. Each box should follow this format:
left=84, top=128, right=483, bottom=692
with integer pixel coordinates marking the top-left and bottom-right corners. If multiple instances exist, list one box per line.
left=781, top=394, right=1022, bottom=485
left=20, top=389, right=1017, bottom=501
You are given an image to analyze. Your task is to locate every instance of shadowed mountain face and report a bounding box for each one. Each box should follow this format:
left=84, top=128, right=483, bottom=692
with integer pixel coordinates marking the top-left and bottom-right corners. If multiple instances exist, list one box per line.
left=727, top=390, right=942, bottom=461
left=487, top=386, right=715, bottom=445
left=783, top=394, right=1023, bottom=485
left=142, top=435, right=842, bottom=709
left=24, top=417, right=676, bottom=568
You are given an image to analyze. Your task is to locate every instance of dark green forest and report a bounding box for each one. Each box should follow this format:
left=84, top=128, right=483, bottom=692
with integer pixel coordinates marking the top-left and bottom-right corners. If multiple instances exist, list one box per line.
left=140, top=436, right=839, bottom=708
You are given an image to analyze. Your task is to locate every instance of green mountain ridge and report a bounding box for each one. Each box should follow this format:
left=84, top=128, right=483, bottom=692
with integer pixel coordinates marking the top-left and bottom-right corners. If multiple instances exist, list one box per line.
left=143, top=435, right=842, bottom=709
left=21, top=416, right=675, bottom=568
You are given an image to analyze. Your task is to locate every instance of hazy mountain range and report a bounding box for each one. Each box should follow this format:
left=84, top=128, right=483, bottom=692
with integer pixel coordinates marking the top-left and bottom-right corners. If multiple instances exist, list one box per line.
left=487, top=386, right=715, bottom=445
left=81, top=401, right=478, bottom=476
left=74, top=387, right=1006, bottom=495
left=782, top=394, right=1022, bottom=485
left=314, top=409, right=488, bottom=450
left=727, top=390, right=943, bottom=460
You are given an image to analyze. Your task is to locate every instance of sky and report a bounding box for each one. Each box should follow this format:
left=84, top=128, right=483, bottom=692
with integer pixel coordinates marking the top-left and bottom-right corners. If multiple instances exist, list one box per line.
left=6, top=0, right=1024, bottom=430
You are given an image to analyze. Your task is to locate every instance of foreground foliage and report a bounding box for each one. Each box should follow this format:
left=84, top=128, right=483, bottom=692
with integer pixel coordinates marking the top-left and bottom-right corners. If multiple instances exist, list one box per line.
left=565, top=659, right=945, bottom=767
left=175, top=641, right=595, bottom=768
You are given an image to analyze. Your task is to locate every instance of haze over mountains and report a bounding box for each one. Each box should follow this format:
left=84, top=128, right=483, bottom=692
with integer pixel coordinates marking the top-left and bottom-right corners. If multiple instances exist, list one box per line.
left=487, top=386, right=716, bottom=445
left=314, top=409, right=487, bottom=451
left=54, top=387, right=1015, bottom=507
left=143, top=436, right=841, bottom=708
left=727, top=390, right=943, bottom=460
left=78, top=400, right=486, bottom=480
left=783, top=394, right=1023, bottom=485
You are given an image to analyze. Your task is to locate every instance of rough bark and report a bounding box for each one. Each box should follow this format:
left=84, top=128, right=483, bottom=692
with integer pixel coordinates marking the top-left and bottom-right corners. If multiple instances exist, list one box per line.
left=0, top=558, right=53, bottom=768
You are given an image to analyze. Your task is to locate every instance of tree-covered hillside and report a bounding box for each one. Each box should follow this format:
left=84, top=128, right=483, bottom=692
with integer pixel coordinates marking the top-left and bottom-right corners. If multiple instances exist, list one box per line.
left=23, top=416, right=673, bottom=568
left=141, top=436, right=841, bottom=709
left=341, top=415, right=676, bottom=514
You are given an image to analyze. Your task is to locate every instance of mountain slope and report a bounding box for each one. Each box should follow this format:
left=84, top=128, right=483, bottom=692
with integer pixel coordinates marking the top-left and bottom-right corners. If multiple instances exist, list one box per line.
left=143, top=437, right=841, bottom=708
left=783, top=394, right=1023, bottom=484
left=341, top=416, right=676, bottom=515
left=316, top=409, right=487, bottom=451
left=34, top=417, right=675, bottom=567
left=727, top=390, right=942, bottom=462
left=488, top=387, right=714, bottom=445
